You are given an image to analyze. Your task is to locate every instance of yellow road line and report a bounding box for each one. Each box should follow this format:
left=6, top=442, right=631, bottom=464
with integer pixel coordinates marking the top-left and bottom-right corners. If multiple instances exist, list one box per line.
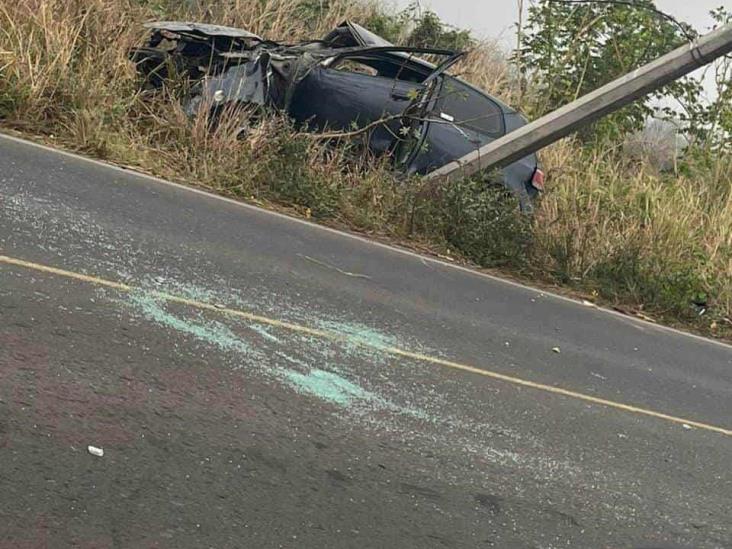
left=2, top=253, right=731, bottom=437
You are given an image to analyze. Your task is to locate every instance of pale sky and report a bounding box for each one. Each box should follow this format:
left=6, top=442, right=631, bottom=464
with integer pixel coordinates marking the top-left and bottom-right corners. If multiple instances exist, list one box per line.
left=391, top=0, right=728, bottom=98
left=392, top=0, right=726, bottom=43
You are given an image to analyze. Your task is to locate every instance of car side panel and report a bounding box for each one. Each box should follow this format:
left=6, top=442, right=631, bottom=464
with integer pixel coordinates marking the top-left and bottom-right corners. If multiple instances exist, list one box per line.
left=288, top=67, right=423, bottom=155
left=407, top=122, right=489, bottom=175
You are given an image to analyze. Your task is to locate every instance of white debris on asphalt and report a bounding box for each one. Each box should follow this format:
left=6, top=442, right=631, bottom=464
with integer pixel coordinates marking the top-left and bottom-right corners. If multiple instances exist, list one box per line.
left=552, top=347, right=561, bottom=354
left=87, top=445, right=104, bottom=457
left=682, top=424, right=692, bottom=430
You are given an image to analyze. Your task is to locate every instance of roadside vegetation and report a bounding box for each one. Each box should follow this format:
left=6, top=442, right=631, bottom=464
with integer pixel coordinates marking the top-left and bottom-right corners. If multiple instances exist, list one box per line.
left=1, top=0, right=730, bottom=337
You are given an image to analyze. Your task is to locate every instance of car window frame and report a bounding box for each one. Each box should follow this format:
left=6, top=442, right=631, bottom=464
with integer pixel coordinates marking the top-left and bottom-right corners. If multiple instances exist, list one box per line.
left=434, top=75, right=506, bottom=137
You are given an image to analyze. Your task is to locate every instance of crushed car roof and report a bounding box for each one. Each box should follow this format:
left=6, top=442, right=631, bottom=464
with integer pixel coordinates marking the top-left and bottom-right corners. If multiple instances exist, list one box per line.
left=143, top=21, right=263, bottom=41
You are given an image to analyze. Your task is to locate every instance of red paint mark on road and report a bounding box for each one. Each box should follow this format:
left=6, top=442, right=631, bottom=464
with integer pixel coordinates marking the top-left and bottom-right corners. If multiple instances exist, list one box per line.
left=0, top=332, right=135, bottom=446
left=156, top=364, right=254, bottom=421
left=0, top=513, right=169, bottom=549
left=0, top=332, right=256, bottom=449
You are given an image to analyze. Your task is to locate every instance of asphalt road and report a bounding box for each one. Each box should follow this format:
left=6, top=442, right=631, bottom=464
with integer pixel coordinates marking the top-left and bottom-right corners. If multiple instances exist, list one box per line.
left=1, top=133, right=731, bottom=549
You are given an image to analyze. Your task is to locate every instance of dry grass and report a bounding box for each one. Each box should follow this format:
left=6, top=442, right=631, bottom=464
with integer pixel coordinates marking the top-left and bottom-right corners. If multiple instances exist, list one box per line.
left=0, top=0, right=730, bottom=336
left=453, top=41, right=518, bottom=99
left=534, top=141, right=732, bottom=323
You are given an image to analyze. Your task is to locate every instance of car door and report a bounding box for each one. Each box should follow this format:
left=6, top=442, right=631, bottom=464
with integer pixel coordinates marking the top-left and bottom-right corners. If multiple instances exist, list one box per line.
left=288, top=55, right=426, bottom=156
left=406, top=75, right=539, bottom=201
left=406, top=75, right=506, bottom=174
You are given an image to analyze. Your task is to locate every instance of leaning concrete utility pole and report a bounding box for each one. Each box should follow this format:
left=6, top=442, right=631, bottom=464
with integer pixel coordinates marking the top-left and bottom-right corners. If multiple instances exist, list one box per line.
left=425, top=22, right=732, bottom=184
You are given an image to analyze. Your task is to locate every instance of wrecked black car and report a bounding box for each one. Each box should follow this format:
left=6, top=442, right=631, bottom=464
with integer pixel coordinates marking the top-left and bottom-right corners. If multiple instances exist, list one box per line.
left=131, top=21, right=544, bottom=203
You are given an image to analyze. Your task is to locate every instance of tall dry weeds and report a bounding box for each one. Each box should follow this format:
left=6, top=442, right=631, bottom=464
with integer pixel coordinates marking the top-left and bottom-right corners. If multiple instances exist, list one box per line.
left=534, top=141, right=732, bottom=323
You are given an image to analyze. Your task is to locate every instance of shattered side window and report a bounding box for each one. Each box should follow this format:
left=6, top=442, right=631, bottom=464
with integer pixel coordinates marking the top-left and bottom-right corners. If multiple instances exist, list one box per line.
left=330, top=54, right=430, bottom=83
left=333, top=59, right=379, bottom=77
left=436, top=77, right=504, bottom=136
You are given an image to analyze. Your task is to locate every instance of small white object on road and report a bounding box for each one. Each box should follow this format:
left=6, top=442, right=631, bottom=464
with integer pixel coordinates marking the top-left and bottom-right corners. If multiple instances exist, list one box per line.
left=552, top=347, right=561, bottom=354
left=682, top=424, right=692, bottom=430
left=87, top=445, right=104, bottom=457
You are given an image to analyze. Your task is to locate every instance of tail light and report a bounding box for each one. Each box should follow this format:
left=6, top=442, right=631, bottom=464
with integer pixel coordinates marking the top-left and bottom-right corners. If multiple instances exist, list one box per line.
left=531, top=168, right=546, bottom=191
